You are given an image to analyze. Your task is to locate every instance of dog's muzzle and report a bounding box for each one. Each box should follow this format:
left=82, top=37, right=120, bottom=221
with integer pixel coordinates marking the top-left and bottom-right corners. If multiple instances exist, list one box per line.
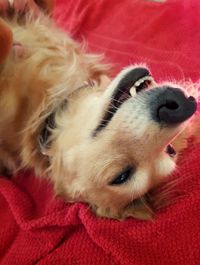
left=93, top=66, right=197, bottom=136
left=148, top=86, right=197, bottom=125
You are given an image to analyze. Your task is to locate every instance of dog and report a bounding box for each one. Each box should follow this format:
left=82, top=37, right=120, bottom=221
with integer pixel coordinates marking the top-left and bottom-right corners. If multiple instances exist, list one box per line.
left=0, top=0, right=198, bottom=220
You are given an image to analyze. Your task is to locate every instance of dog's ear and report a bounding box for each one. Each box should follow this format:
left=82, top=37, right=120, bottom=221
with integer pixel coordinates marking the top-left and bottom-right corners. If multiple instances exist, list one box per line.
left=0, top=18, right=13, bottom=63
left=35, top=0, right=55, bottom=14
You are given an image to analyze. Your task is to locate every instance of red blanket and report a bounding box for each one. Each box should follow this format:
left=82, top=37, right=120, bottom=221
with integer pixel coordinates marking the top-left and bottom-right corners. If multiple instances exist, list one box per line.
left=1, top=0, right=200, bottom=264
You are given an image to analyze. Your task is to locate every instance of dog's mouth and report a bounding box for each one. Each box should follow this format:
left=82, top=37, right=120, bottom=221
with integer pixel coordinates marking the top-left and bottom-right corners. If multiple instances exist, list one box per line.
left=93, top=68, right=154, bottom=135
left=94, top=67, right=178, bottom=158
left=112, top=68, right=154, bottom=107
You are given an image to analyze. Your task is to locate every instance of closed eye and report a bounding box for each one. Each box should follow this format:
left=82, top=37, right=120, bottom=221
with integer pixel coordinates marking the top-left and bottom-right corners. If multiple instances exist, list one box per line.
left=109, top=166, right=135, bottom=185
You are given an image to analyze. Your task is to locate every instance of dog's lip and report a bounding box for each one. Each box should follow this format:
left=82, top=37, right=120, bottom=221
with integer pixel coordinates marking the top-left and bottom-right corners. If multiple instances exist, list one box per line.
left=165, top=144, right=176, bottom=157
left=129, top=75, right=154, bottom=96
left=113, top=73, right=154, bottom=108
left=92, top=69, right=155, bottom=136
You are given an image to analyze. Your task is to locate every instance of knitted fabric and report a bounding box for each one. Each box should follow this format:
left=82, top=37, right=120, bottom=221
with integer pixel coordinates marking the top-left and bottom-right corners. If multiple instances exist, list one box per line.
left=1, top=0, right=200, bottom=264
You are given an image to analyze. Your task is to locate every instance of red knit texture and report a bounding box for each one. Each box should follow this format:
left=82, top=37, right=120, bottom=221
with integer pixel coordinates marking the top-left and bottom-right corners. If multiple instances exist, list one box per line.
left=1, top=0, right=200, bottom=264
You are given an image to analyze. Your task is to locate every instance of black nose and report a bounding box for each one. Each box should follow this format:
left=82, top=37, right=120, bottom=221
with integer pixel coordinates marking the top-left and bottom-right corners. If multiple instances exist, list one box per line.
left=152, top=87, right=197, bottom=124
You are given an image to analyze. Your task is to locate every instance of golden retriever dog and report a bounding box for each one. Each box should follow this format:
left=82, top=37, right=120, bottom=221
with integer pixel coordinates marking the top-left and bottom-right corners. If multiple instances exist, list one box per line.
left=0, top=0, right=198, bottom=219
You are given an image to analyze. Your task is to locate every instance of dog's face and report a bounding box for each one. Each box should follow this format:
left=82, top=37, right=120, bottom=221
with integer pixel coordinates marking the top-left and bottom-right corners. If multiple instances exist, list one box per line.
left=51, top=66, right=197, bottom=219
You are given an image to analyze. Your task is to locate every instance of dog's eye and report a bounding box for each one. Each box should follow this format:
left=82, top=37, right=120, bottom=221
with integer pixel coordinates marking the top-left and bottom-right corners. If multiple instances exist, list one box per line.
left=109, top=166, right=134, bottom=185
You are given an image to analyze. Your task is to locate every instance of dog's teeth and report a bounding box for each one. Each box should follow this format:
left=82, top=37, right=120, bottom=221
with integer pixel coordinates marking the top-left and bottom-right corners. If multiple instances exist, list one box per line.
left=130, top=86, right=137, bottom=96
left=134, top=80, right=142, bottom=87
left=134, top=76, right=153, bottom=87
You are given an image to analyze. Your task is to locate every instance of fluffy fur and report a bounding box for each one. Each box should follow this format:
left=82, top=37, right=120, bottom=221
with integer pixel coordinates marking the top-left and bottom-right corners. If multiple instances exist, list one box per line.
left=0, top=0, right=199, bottom=220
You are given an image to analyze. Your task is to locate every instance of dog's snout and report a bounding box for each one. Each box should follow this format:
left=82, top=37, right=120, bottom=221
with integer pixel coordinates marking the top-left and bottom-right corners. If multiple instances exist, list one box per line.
left=151, top=87, right=197, bottom=124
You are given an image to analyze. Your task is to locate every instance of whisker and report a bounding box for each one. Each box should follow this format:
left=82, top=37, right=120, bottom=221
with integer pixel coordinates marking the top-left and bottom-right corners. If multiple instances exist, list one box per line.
left=111, top=97, right=126, bottom=104
left=105, top=102, right=120, bottom=110
left=105, top=109, right=117, bottom=115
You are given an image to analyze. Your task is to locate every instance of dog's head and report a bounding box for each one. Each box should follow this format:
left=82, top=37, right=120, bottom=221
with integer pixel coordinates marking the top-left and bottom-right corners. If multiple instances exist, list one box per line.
left=49, top=66, right=197, bottom=219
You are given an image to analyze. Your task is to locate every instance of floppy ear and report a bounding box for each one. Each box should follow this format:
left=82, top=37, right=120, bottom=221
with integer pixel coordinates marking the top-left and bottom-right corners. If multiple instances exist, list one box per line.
left=35, top=0, right=55, bottom=14
left=0, top=17, right=13, bottom=63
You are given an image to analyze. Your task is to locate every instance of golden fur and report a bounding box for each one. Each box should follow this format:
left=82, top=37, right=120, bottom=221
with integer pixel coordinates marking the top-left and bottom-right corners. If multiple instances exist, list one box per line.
left=0, top=0, right=199, bottom=220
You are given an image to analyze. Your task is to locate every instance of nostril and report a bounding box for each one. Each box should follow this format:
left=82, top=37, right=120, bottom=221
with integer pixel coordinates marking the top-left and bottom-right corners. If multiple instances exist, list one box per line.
left=151, top=87, right=197, bottom=125
left=164, top=100, right=179, bottom=110
left=157, top=99, right=182, bottom=124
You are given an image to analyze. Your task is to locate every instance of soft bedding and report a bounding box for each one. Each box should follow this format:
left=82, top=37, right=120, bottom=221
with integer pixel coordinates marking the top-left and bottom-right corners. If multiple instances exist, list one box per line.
left=0, top=0, right=200, bottom=264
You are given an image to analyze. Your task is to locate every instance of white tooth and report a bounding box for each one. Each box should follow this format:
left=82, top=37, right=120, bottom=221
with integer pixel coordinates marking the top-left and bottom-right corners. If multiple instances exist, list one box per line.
left=130, top=86, right=137, bottom=96
left=135, top=77, right=146, bottom=87
left=134, top=76, right=154, bottom=87
left=135, top=80, right=143, bottom=87
left=144, top=76, right=152, bottom=81
left=141, top=77, right=147, bottom=82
